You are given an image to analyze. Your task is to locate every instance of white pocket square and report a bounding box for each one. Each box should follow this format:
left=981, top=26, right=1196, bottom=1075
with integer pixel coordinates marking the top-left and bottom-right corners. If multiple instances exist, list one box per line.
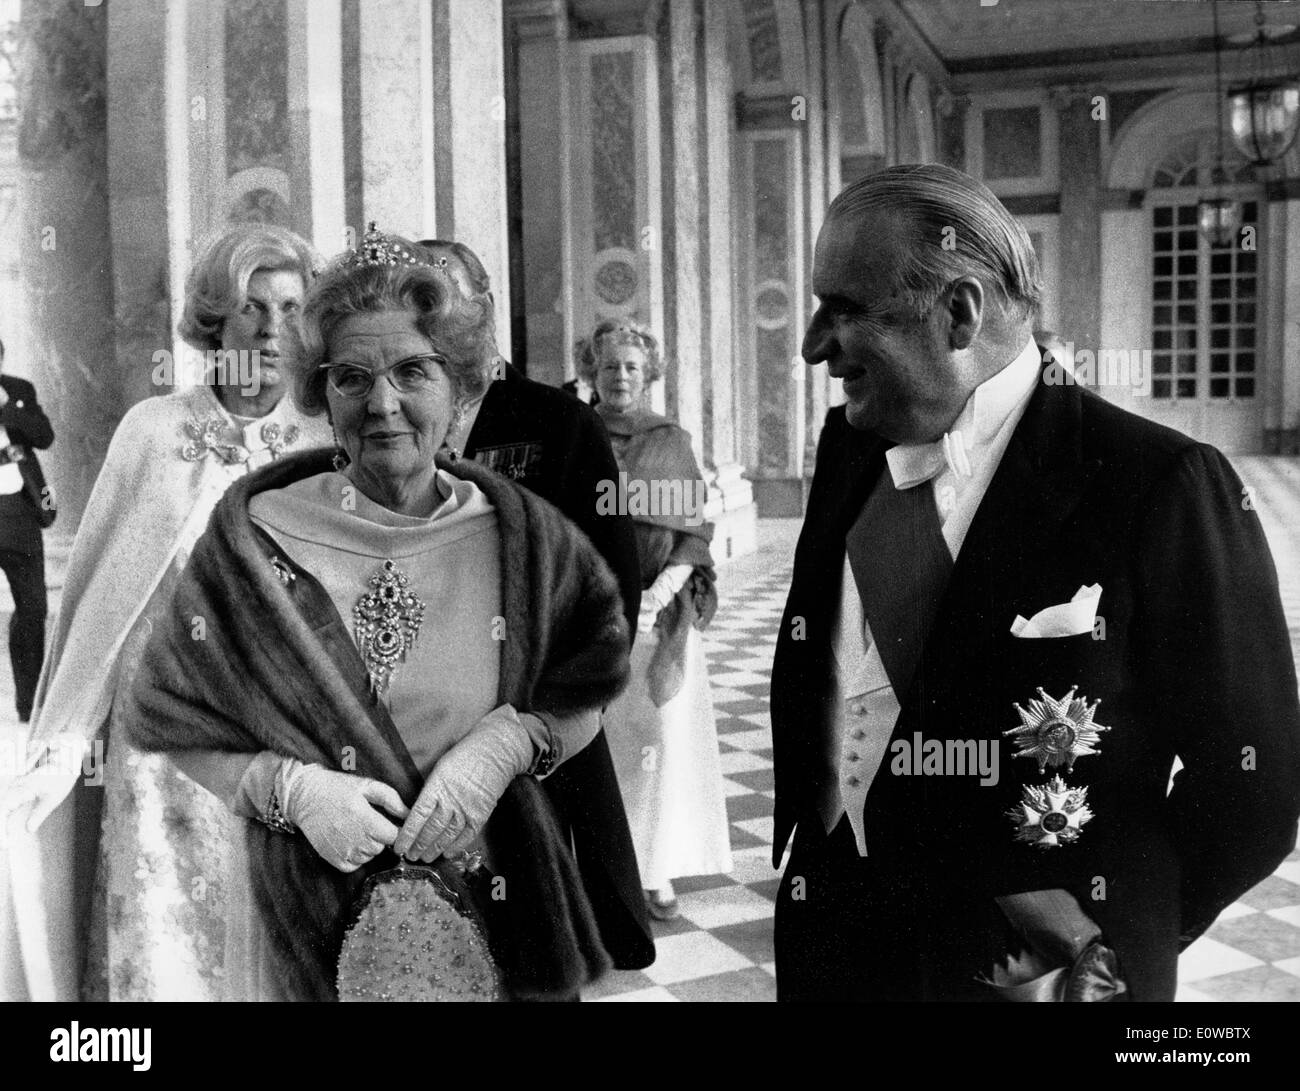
left=1011, top=584, right=1101, bottom=639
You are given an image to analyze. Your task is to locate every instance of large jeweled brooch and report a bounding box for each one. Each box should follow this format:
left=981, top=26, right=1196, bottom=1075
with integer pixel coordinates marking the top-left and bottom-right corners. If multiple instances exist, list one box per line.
left=1007, top=774, right=1093, bottom=849
left=180, top=417, right=248, bottom=465
left=261, top=421, right=301, bottom=459
left=1004, top=686, right=1110, bottom=772
left=354, top=559, right=425, bottom=695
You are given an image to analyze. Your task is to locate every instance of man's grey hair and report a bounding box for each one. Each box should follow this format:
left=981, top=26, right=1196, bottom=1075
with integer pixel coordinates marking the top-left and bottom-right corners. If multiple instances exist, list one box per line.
left=828, top=163, right=1042, bottom=325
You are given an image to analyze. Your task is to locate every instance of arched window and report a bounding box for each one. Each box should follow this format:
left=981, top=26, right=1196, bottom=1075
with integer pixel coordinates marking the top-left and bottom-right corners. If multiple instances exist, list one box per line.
left=1147, top=134, right=1261, bottom=402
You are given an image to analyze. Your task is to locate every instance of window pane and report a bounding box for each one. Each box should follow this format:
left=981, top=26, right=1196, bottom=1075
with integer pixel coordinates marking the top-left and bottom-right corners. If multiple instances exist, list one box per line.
left=1152, top=378, right=1171, bottom=398
left=1210, top=354, right=1231, bottom=373
left=1154, top=255, right=1173, bottom=277
left=1176, top=279, right=1197, bottom=300
left=1176, top=354, right=1197, bottom=373
left=1240, top=277, right=1256, bottom=296
left=1176, top=329, right=1197, bottom=350
left=1154, top=330, right=1172, bottom=349
left=1177, top=230, right=1198, bottom=250
left=1236, top=302, right=1256, bottom=325
left=1210, top=327, right=1230, bottom=348
left=1237, top=251, right=1256, bottom=273
left=1210, top=378, right=1229, bottom=398
left=1210, top=278, right=1231, bottom=299
left=1177, top=205, right=1197, bottom=226
left=1237, top=352, right=1255, bottom=371
left=1153, top=305, right=1172, bottom=325
left=1154, top=206, right=1173, bottom=227
left=1175, top=305, right=1196, bottom=324
left=1236, top=327, right=1255, bottom=348
left=1211, top=253, right=1232, bottom=274
left=1177, top=379, right=1196, bottom=398
left=1153, top=279, right=1172, bottom=300
left=1177, top=255, right=1197, bottom=276
left=1210, top=303, right=1231, bottom=324
left=1236, top=377, right=1255, bottom=397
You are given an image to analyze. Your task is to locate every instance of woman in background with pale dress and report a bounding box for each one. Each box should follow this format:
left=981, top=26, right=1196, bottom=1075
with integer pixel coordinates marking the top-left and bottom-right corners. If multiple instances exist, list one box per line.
left=577, top=320, right=732, bottom=920
left=1, top=223, right=327, bottom=1001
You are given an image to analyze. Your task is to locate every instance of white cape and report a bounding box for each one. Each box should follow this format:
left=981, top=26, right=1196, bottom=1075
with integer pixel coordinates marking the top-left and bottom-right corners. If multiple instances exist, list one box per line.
left=1, top=386, right=328, bottom=1000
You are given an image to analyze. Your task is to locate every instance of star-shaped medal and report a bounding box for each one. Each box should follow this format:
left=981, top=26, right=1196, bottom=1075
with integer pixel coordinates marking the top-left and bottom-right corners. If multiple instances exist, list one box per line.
left=1007, top=774, right=1093, bottom=849
left=1003, top=685, right=1110, bottom=772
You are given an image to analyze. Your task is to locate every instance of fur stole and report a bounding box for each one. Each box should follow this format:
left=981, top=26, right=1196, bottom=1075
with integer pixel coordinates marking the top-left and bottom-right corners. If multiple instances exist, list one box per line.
left=124, top=448, right=630, bottom=999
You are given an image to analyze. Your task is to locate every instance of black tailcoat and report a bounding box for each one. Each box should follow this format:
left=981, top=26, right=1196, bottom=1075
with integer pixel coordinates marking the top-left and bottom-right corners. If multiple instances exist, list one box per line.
left=771, top=372, right=1300, bottom=1001
left=464, top=362, right=653, bottom=968
left=0, top=374, right=56, bottom=551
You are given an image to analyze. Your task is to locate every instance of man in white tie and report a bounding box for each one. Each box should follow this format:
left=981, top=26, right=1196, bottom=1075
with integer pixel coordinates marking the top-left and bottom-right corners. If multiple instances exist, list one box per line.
left=770, top=164, right=1300, bottom=1002
left=0, top=335, right=55, bottom=724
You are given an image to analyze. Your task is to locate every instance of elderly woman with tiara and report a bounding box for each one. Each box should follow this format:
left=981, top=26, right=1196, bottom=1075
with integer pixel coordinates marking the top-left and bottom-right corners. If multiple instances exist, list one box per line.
left=1, top=224, right=328, bottom=1001
left=575, top=319, right=732, bottom=920
left=109, top=227, right=641, bottom=1001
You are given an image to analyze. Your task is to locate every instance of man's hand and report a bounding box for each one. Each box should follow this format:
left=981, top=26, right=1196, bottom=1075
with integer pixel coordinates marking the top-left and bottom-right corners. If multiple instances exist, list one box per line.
left=0, top=385, right=9, bottom=409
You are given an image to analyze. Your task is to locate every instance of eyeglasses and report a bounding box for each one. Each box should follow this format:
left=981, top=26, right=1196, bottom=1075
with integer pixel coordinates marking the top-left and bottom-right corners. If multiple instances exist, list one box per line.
left=319, top=353, right=448, bottom=399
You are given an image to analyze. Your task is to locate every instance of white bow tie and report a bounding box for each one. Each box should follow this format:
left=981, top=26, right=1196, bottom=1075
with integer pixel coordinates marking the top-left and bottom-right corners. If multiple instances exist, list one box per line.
left=887, top=430, right=973, bottom=490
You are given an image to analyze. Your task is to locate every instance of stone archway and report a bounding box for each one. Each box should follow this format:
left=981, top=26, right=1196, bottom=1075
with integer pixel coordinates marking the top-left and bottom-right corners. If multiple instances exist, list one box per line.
left=830, top=2, right=887, bottom=186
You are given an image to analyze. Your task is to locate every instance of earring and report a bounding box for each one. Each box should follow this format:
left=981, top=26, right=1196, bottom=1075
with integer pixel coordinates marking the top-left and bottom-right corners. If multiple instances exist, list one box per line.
left=331, top=427, right=349, bottom=472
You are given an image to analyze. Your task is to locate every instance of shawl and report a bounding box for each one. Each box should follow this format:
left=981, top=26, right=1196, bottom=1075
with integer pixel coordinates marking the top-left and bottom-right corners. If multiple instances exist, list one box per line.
left=124, top=448, right=631, bottom=1000
left=598, top=408, right=718, bottom=705
left=6, top=386, right=327, bottom=1002
left=27, top=386, right=329, bottom=754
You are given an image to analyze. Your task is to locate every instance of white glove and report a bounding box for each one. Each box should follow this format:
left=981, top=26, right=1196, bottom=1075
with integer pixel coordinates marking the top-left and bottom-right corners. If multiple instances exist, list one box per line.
left=2, top=738, right=89, bottom=834
left=277, top=759, right=408, bottom=873
left=393, top=705, right=534, bottom=863
left=636, top=598, right=661, bottom=634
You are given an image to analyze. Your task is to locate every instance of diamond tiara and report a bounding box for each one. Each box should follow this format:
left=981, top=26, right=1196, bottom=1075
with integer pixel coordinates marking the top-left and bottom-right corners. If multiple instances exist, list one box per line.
left=340, top=222, right=422, bottom=271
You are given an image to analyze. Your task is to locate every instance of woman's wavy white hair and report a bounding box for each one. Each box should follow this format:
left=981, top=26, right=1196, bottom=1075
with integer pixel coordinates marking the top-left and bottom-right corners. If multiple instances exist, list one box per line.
left=289, top=236, right=495, bottom=417
left=573, top=319, right=664, bottom=385
left=178, top=223, right=318, bottom=353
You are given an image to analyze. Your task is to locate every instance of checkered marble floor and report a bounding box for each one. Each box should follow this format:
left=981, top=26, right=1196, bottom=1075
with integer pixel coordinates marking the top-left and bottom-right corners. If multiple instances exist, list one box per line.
left=583, top=566, right=791, bottom=1002
left=589, top=461, right=1300, bottom=1001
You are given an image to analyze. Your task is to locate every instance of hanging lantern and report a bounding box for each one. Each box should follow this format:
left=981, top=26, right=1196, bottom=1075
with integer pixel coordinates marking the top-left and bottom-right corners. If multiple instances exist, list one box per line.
left=1225, top=3, right=1300, bottom=166
left=1198, top=197, right=1243, bottom=247
left=1228, top=78, right=1300, bottom=165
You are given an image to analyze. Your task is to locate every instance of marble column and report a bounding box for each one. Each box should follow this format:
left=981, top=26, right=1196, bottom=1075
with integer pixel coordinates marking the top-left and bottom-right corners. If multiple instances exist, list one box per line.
left=287, top=0, right=347, bottom=255
left=1053, top=86, right=1103, bottom=354
left=22, top=0, right=148, bottom=538
left=431, top=0, right=511, bottom=354
left=508, top=0, right=574, bottom=384
left=801, top=0, right=829, bottom=469
left=659, top=0, right=703, bottom=446
left=1275, top=198, right=1300, bottom=434
left=355, top=0, right=436, bottom=237
left=735, top=103, right=807, bottom=517
left=875, top=24, right=897, bottom=165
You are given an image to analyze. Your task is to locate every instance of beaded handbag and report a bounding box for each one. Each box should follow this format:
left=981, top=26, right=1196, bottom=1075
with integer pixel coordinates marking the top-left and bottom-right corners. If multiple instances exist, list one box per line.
left=336, top=857, right=501, bottom=1002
